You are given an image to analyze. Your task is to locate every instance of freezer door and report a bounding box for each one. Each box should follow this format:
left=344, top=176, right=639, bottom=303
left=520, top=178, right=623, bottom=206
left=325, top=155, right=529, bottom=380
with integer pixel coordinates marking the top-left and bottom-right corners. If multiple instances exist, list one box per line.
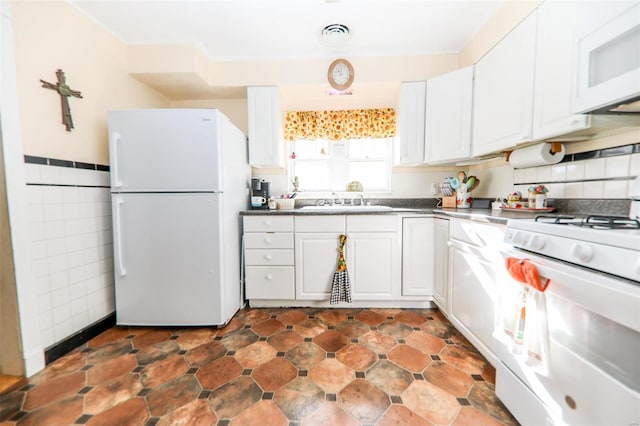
left=109, top=109, right=223, bottom=192
left=112, top=193, right=236, bottom=325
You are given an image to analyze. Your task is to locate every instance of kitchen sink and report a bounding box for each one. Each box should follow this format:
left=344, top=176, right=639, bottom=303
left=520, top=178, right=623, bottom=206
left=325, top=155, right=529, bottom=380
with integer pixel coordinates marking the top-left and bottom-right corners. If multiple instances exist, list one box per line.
left=299, top=205, right=393, bottom=212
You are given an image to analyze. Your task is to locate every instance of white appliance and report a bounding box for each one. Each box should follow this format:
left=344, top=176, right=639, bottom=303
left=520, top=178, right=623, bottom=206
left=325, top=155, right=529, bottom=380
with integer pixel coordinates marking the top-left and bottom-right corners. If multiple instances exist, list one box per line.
left=498, top=215, right=640, bottom=425
left=109, top=109, right=250, bottom=326
left=573, top=1, right=640, bottom=114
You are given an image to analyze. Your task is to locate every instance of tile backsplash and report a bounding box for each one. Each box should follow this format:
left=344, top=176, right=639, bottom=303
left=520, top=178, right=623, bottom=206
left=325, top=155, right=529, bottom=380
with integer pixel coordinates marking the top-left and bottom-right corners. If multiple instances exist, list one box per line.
left=513, top=143, right=639, bottom=199
left=24, top=156, right=114, bottom=349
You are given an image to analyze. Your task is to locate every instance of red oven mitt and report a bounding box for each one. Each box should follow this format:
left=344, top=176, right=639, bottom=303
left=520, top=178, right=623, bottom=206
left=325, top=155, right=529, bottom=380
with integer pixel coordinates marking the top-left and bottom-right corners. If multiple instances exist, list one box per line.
left=506, top=257, right=550, bottom=292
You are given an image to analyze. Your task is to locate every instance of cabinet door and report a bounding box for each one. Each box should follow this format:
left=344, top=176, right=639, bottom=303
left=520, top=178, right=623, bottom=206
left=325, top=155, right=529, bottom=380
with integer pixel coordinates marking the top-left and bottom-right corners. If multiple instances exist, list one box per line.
left=426, top=66, right=473, bottom=164
left=472, top=11, right=537, bottom=156
left=397, top=82, right=427, bottom=166
left=295, top=233, right=343, bottom=300
left=347, top=232, right=400, bottom=299
left=449, top=242, right=496, bottom=354
left=401, top=217, right=434, bottom=297
left=532, top=0, right=589, bottom=141
left=432, top=218, right=449, bottom=311
left=247, top=86, right=283, bottom=168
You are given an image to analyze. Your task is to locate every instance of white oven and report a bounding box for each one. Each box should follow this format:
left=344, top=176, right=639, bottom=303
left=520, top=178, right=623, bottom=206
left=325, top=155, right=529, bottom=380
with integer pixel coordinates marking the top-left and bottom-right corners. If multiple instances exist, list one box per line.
left=573, top=1, right=640, bottom=114
left=497, top=216, right=640, bottom=426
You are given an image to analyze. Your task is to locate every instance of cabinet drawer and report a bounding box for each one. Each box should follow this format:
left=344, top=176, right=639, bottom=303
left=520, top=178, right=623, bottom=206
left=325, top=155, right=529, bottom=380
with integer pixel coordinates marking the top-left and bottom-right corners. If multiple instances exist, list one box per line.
left=449, top=218, right=504, bottom=249
left=347, top=215, right=398, bottom=232
left=244, top=216, right=294, bottom=232
left=295, top=216, right=346, bottom=233
left=245, top=249, right=294, bottom=266
left=245, top=266, right=295, bottom=299
left=244, top=233, right=293, bottom=249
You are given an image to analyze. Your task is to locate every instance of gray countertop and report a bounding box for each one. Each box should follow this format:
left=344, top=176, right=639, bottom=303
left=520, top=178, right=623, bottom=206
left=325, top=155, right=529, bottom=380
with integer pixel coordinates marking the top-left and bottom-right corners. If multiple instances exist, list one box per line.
left=240, top=207, right=545, bottom=225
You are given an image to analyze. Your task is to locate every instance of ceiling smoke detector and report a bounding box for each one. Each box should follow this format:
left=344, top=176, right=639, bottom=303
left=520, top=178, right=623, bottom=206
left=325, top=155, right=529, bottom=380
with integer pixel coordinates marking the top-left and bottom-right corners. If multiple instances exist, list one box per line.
left=321, top=23, right=351, bottom=46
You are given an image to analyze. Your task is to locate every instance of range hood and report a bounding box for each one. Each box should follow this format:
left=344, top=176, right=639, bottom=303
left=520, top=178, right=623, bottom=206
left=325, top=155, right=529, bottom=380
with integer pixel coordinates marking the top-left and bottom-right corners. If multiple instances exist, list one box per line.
left=589, top=98, right=640, bottom=115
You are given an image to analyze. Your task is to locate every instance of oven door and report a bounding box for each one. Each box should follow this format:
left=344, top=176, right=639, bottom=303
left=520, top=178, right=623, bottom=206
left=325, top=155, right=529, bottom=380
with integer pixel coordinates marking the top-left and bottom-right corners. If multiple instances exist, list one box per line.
left=496, top=249, right=640, bottom=426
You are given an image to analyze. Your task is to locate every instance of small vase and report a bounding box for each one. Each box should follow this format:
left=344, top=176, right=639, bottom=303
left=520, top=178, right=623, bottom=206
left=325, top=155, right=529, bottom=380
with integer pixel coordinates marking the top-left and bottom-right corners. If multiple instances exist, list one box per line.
left=456, top=192, right=472, bottom=209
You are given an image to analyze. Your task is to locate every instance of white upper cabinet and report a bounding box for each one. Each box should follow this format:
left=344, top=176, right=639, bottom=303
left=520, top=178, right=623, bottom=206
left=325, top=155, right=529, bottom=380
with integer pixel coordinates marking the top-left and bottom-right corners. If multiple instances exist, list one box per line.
left=396, top=81, right=427, bottom=166
left=425, top=66, right=473, bottom=164
left=472, top=11, right=537, bottom=157
left=247, top=86, right=284, bottom=168
left=532, top=1, right=589, bottom=141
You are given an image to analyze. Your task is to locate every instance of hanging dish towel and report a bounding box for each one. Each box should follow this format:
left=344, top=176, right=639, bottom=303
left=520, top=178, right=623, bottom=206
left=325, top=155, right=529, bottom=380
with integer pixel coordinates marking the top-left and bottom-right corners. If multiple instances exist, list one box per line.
left=330, top=234, right=352, bottom=304
left=496, top=257, right=551, bottom=374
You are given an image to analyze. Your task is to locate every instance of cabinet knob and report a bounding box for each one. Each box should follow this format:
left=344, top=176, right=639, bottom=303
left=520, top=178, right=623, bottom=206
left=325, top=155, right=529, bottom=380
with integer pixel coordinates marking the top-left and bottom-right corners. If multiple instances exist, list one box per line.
left=264, top=238, right=272, bottom=244
left=264, top=220, right=271, bottom=227
left=265, top=274, right=273, bottom=280
left=265, top=254, right=272, bottom=260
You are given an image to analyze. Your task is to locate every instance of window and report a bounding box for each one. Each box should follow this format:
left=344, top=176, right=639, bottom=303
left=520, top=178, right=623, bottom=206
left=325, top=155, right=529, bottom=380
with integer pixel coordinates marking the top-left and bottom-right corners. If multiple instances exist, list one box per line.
left=289, top=138, right=392, bottom=192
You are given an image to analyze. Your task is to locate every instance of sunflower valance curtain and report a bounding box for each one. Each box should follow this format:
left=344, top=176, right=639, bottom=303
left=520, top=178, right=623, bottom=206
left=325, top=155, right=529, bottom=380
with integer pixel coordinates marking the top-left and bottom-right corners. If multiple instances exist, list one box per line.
left=284, top=108, right=396, bottom=141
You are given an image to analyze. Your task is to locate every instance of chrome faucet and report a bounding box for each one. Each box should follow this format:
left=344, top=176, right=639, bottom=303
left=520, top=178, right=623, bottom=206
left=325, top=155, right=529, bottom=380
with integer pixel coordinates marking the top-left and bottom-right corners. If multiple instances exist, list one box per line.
left=359, top=194, right=366, bottom=206
left=331, top=192, right=344, bottom=205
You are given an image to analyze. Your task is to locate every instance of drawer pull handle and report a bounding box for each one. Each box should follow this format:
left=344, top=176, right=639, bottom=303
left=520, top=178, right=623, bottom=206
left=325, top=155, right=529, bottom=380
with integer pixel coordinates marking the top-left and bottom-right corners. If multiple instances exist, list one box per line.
left=264, top=238, right=272, bottom=244
left=264, top=220, right=271, bottom=226
left=265, top=254, right=272, bottom=260
left=266, top=274, right=273, bottom=280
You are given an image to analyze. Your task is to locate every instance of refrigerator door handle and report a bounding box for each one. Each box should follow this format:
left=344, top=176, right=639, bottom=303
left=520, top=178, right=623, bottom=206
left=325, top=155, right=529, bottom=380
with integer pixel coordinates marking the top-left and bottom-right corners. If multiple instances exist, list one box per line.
left=115, top=197, right=127, bottom=276
left=112, top=132, right=123, bottom=188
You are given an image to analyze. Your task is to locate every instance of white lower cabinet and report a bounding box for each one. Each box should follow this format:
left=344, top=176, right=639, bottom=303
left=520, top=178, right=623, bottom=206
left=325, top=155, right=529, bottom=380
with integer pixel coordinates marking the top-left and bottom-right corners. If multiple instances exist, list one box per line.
left=347, top=232, right=399, bottom=299
left=401, top=217, right=435, bottom=297
left=346, top=216, right=400, bottom=300
left=448, top=218, right=506, bottom=365
left=295, top=216, right=346, bottom=300
left=295, top=233, right=344, bottom=299
left=243, top=216, right=294, bottom=299
left=432, top=218, right=449, bottom=311
left=295, top=215, right=400, bottom=301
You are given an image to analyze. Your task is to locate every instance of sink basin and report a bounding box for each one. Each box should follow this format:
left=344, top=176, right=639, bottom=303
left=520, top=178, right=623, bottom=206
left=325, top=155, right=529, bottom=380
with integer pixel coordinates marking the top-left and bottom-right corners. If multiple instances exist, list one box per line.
left=299, top=205, right=393, bottom=212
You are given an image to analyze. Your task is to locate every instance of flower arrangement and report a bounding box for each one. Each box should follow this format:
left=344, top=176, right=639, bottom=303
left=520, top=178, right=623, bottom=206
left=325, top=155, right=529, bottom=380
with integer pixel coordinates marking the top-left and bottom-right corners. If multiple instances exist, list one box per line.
left=528, top=184, right=548, bottom=194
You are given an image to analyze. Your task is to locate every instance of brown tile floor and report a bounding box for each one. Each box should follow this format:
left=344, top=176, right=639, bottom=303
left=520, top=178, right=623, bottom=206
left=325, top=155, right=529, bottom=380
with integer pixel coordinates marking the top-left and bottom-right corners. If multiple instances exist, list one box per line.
left=0, top=307, right=519, bottom=425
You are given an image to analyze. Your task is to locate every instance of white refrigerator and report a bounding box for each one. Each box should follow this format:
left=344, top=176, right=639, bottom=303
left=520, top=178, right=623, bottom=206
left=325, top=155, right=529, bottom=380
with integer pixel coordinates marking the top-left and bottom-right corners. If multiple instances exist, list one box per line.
left=109, top=109, right=250, bottom=326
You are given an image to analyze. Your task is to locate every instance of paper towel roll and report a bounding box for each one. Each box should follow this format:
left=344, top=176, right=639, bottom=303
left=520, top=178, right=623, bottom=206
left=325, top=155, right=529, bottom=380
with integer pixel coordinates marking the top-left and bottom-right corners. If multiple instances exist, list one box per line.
left=509, top=143, right=565, bottom=168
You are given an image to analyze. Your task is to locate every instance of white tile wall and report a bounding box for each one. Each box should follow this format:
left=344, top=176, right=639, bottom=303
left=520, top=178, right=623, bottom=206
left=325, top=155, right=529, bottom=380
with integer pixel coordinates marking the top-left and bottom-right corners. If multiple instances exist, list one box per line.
left=512, top=150, right=638, bottom=199
left=25, top=163, right=114, bottom=348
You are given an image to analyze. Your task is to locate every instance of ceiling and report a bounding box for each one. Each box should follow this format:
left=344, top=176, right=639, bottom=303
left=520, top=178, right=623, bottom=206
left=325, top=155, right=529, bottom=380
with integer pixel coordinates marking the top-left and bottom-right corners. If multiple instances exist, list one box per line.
left=69, top=0, right=505, bottom=61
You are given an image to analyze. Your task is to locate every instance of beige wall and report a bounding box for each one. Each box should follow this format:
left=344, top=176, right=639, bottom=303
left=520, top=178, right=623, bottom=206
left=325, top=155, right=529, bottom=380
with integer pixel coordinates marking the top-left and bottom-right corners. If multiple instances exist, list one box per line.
left=459, top=0, right=541, bottom=66
left=11, top=1, right=169, bottom=165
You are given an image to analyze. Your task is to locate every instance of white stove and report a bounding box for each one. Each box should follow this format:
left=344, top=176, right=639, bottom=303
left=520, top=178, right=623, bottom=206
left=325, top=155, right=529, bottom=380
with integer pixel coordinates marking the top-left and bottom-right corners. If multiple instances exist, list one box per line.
left=498, top=213, right=640, bottom=426
left=504, top=215, right=640, bottom=282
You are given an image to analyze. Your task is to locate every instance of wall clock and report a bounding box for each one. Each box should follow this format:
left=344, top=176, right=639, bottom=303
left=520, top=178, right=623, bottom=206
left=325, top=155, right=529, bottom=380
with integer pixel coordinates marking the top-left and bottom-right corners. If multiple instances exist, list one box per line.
left=327, top=58, right=354, bottom=91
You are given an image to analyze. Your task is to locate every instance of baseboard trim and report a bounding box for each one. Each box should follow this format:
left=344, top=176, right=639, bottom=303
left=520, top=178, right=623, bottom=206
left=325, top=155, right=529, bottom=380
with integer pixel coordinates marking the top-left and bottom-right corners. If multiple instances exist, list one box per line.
left=44, top=313, right=116, bottom=365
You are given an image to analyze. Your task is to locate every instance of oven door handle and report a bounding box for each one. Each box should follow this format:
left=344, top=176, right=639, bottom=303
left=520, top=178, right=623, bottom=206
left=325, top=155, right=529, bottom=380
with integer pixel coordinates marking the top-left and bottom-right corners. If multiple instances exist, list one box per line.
left=500, top=249, right=640, bottom=333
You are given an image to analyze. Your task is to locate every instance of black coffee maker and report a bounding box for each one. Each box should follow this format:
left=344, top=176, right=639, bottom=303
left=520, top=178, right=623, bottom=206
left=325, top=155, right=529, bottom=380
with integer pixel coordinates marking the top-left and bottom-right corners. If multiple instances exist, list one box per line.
left=250, top=178, right=270, bottom=210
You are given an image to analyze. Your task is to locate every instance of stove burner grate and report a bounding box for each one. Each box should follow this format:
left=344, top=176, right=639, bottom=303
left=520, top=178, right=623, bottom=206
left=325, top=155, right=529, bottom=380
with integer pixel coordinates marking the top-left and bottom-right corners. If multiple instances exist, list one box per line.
left=534, top=214, right=640, bottom=229
left=579, top=215, right=640, bottom=230
left=534, top=215, right=576, bottom=224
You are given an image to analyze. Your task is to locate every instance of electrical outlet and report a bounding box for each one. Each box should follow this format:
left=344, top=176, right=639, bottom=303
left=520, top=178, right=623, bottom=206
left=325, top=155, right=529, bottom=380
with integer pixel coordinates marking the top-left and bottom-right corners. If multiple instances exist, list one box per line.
left=430, top=182, right=439, bottom=196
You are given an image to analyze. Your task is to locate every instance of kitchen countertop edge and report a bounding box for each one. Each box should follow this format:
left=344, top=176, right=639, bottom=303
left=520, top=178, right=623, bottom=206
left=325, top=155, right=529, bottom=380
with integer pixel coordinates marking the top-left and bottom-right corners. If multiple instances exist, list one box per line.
left=240, top=207, right=545, bottom=225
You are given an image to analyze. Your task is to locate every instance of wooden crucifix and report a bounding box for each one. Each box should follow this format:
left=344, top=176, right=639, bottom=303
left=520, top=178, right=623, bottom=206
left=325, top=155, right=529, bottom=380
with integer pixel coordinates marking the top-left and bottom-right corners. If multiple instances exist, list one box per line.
left=40, top=69, right=83, bottom=131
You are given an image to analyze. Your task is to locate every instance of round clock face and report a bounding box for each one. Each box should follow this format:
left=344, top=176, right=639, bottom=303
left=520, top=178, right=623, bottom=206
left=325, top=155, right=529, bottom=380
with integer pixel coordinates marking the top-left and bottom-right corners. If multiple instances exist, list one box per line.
left=328, top=59, right=354, bottom=90
left=332, top=63, right=350, bottom=85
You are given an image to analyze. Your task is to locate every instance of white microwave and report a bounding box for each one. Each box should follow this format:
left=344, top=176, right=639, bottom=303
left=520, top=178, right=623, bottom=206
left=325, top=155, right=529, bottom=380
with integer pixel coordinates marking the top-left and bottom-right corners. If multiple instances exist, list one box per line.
left=573, top=1, right=640, bottom=114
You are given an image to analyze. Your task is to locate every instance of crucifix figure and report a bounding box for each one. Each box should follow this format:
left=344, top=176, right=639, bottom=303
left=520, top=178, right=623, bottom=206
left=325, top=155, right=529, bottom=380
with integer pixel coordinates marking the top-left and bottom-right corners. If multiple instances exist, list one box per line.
left=40, top=69, right=83, bottom=131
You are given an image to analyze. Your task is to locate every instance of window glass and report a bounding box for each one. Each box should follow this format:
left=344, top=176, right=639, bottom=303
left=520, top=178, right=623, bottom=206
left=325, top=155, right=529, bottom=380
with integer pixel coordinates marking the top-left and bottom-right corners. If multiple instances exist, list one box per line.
left=289, top=138, right=392, bottom=192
